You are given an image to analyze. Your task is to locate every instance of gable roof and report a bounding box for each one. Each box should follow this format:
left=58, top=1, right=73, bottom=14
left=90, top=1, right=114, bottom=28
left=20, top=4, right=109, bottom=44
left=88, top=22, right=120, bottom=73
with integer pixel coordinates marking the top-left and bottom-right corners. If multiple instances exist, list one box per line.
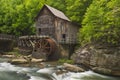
left=35, top=5, right=70, bottom=21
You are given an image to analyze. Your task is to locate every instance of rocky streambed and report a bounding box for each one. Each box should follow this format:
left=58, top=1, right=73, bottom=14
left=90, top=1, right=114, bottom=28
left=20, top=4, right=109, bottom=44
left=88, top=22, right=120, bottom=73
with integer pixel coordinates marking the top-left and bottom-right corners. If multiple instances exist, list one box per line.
left=0, top=54, right=85, bottom=73
left=1, top=44, right=120, bottom=77
left=0, top=56, right=119, bottom=80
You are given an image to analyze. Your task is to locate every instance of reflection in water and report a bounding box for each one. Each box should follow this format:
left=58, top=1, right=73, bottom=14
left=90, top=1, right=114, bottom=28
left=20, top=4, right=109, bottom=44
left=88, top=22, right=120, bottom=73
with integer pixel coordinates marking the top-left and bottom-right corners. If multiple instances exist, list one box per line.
left=0, top=62, right=119, bottom=80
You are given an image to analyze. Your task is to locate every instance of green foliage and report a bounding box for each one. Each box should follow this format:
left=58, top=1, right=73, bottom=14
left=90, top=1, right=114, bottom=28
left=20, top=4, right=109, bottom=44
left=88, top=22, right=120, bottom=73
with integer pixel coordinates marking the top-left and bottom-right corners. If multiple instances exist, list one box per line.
left=2, top=0, right=119, bottom=46
left=47, top=0, right=92, bottom=25
left=58, top=58, right=74, bottom=64
left=6, top=48, right=22, bottom=57
left=65, top=0, right=93, bottom=24
left=0, top=0, right=45, bottom=36
left=0, top=0, right=92, bottom=37
left=79, top=0, right=120, bottom=45
left=47, top=0, right=67, bottom=13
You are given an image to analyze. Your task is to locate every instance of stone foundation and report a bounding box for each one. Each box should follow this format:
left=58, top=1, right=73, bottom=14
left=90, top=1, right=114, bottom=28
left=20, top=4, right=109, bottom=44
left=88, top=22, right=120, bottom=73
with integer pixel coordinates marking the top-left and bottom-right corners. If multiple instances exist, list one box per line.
left=59, top=44, right=76, bottom=59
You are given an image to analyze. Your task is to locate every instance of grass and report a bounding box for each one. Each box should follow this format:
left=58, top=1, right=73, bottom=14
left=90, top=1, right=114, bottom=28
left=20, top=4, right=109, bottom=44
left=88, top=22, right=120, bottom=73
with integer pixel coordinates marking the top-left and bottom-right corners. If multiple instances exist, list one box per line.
left=58, top=58, right=74, bottom=64
left=5, top=47, right=22, bottom=57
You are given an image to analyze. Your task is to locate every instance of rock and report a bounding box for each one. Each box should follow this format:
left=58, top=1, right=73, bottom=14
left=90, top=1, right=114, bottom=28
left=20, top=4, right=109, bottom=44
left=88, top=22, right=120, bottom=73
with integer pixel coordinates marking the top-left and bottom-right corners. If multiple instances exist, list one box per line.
left=111, top=71, right=120, bottom=76
left=2, top=55, right=15, bottom=58
left=72, top=44, right=120, bottom=76
left=72, top=47, right=91, bottom=67
left=10, top=58, right=28, bottom=64
left=32, top=58, right=45, bottom=62
left=92, top=67, right=112, bottom=75
left=63, top=63, right=85, bottom=72
left=92, top=67, right=120, bottom=76
left=56, top=69, right=68, bottom=75
left=10, top=58, right=44, bottom=65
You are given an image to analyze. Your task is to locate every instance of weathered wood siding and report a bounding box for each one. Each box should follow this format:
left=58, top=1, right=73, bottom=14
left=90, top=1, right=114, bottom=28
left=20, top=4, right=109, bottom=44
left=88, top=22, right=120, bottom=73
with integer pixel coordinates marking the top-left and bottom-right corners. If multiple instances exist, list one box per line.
left=35, top=7, right=79, bottom=44
left=55, top=18, right=79, bottom=44
left=67, top=23, right=79, bottom=44
left=36, top=7, right=56, bottom=39
left=54, top=18, right=68, bottom=43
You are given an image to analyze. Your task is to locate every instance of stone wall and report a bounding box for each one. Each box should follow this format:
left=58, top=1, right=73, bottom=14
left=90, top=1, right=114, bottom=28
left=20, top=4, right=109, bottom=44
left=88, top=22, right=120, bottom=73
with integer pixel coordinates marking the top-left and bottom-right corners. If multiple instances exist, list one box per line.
left=72, top=44, right=120, bottom=76
left=58, top=44, right=76, bottom=59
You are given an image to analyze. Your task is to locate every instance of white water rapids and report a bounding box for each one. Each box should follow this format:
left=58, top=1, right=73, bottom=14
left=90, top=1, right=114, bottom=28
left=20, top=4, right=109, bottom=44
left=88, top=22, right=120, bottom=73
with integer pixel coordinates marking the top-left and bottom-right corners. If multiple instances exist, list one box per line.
left=0, top=62, right=119, bottom=80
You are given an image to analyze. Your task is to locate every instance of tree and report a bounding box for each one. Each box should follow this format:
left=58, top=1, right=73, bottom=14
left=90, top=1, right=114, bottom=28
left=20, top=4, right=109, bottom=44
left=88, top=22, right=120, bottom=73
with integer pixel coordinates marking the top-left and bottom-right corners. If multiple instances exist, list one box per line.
left=12, top=0, right=45, bottom=36
left=65, top=0, right=93, bottom=24
left=47, top=0, right=67, bottom=13
left=79, top=0, right=120, bottom=45
left=0, top=0, right=45, bottom=36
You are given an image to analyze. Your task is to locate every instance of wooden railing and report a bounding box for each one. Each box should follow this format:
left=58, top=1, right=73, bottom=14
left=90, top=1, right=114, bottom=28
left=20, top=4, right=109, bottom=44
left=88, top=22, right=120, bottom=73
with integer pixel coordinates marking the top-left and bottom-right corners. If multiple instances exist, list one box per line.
left=58, top=37, right=78, bottom=44
left=0, top=34, right=16, bottom=41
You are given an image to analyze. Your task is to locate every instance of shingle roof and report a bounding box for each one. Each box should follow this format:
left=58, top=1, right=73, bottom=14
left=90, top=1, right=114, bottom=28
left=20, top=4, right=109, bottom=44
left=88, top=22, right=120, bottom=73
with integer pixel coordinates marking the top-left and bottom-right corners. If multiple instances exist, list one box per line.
left=35, top=5, right=70, bottom=21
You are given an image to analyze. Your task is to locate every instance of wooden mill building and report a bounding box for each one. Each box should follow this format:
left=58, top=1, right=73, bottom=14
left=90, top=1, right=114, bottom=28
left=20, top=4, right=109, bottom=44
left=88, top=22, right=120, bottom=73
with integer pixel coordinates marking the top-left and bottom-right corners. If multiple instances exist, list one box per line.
left=18, top=4, right=79, bottom=60
left=35, top=5, right=79, bottom=44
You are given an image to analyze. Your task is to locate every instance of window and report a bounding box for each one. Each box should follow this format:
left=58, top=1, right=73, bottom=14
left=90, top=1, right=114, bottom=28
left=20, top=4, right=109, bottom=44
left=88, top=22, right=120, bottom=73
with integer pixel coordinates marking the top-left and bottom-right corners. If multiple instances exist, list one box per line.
left=38, top=28, right=41, bottom=34
left=62, top=34, right=66, bottom=39
left=62, top=34, right=66, bottom=42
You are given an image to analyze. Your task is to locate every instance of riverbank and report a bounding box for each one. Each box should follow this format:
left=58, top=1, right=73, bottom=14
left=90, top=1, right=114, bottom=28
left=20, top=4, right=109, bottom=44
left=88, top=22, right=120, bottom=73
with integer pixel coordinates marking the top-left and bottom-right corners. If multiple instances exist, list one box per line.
left=0, top=53, right=86, bottom=74
left=1, top=51, right=120, bottom=77
left=0, top=57, right=120, bottom=80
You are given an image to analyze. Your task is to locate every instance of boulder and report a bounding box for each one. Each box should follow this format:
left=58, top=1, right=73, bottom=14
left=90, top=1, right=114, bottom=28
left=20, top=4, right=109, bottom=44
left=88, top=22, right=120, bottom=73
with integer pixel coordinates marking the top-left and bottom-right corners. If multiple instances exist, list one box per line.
left=10, top=58, right=44, bottom=65
left=63, top=63, right=85, bottom=72
left=10, top=58, right=28, bottom=64
left=72, top=44, right=120, bottom=76
left=92, top=67, right=112, bottom=75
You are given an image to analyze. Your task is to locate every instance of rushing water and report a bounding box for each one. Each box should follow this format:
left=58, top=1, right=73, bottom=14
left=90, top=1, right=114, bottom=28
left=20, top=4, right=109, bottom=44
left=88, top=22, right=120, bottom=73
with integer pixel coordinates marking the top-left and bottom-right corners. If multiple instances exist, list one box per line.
left=0, top=59, right=119, bottom=80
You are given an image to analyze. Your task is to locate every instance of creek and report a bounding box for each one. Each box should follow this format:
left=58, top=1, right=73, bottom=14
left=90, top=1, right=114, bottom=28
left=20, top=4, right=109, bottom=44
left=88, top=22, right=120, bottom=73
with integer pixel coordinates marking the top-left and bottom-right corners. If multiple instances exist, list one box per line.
left=0, top=58, right=119, bottom=80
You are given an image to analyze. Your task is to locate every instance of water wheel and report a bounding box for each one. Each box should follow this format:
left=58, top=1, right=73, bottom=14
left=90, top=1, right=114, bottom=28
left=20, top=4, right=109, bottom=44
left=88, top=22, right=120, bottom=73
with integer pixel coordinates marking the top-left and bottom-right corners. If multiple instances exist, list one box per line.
left=18, top=35, right=57, bottom=59
left=32, top=38, right=56, bottom=59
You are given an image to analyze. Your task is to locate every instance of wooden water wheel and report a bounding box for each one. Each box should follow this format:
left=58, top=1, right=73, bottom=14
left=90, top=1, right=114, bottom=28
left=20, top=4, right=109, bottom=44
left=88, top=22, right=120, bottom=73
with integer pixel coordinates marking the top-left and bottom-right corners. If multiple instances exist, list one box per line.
left=18, top=35, right=57, bottom=59
left=34, top=38, right=56, bottom=56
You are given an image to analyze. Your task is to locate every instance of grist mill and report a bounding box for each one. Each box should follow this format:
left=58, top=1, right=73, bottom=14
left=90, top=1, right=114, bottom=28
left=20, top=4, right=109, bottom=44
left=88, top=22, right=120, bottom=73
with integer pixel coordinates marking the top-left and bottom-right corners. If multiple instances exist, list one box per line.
left=18, top=5, right=79, bottom=60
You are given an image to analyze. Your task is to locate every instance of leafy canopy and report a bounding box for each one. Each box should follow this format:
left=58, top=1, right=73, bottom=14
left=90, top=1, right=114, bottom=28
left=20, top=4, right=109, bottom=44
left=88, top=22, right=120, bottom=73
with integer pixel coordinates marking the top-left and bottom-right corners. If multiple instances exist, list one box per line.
left=79, top=0, right=120, bottom=45
left=65, top=0, right=92, bottom=24
left=0, top=0, right=45, bottom=36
